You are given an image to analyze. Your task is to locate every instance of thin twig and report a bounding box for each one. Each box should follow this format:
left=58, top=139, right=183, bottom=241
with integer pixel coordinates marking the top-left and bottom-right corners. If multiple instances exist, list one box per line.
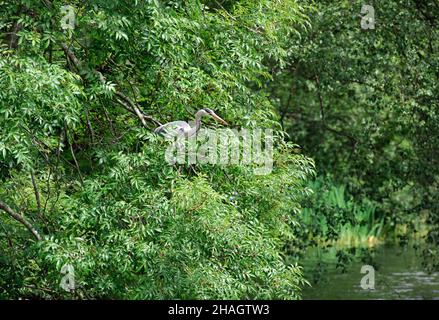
left=84, top=107, right=95, bottom=144
left=60, top=42, right=161, bottom=128
left=65, top=126, right=84, bottom=185
left=30, top=170, right=41, bottom=213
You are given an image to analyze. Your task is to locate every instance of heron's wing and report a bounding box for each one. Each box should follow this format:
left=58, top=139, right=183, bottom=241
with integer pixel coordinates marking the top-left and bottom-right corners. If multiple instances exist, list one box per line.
left=154, top=121, right=191, bottom=138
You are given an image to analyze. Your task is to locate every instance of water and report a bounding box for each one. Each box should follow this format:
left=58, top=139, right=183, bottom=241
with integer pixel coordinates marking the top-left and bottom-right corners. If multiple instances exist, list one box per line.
left=301, top=244, right=439, bottom=300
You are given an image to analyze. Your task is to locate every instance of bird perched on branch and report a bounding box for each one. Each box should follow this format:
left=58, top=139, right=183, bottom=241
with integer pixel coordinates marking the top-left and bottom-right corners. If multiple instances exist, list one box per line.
left=154, top=108, right=228, bottom=138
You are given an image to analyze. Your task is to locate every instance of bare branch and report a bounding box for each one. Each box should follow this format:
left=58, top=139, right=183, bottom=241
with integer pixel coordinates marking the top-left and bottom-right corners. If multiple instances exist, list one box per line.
left=84, top=107, right=95, bottom=144
left=60, top=43, right=161, bottom=128
left=30, top=170, right=41, bottom=213
left=0, top=201, right=42, bottom=241
left=314, top=75, right=357, bottom=149
left=115, top=93, right=148, bottom=128
left=65, top=126, right=84, bottom=185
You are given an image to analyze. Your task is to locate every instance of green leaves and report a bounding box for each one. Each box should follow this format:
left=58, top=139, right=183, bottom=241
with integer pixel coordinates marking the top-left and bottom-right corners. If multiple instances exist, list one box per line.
left=0, top=55, right=82, bottom=169
left=0, top=0, right=314, bottom=299
left=270, top=0, right=439, bottom=251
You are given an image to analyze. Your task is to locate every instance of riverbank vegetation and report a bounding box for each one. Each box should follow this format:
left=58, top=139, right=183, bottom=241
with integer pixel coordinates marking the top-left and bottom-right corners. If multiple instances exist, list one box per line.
left=275, top=0, right=439, bottom=283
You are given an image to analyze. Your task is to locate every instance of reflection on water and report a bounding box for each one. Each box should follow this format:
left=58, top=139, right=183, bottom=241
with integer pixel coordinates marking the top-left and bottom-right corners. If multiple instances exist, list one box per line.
left=301, top=244, right=439, bottom=300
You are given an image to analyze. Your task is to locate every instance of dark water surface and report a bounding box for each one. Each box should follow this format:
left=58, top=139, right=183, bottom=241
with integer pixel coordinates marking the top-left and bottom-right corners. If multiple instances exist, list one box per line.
left=301, top=244, right=439, bottom=300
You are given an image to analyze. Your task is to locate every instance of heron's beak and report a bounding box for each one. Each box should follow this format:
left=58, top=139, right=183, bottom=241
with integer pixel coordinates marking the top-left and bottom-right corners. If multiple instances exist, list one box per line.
left=211, top=113, right=228, bottom=126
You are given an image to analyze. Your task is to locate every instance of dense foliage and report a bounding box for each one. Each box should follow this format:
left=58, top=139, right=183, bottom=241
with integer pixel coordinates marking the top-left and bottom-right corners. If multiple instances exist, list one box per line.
left=0, top=0, right=315, bottom=299
left=1, top=0, right=438, bottom=300
left=270, top=0, right=438, bottom=267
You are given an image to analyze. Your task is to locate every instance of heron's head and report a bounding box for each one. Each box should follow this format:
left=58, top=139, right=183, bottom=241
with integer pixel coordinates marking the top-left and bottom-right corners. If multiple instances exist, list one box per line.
left=201, top=108, right=228, bottom=125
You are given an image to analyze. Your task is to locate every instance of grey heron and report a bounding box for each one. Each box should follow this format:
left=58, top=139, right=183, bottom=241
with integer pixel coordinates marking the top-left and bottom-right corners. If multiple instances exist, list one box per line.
left=154, top=108, right=228, bottom=138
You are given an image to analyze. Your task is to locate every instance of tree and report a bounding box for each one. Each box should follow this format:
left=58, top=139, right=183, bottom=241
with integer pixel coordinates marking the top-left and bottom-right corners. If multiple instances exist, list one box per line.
left=270, top=0, right=438, bottom=259
left=0, top=0, right=314, bottom=299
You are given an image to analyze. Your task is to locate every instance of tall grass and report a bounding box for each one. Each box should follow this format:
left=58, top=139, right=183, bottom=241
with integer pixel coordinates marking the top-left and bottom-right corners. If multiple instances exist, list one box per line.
left=300, top=177, right=384, bottom=248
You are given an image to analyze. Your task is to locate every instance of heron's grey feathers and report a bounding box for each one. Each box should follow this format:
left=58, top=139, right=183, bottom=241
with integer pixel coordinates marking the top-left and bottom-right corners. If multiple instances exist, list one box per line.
left=154, top=121, right=191, bottom=137
left=154, top=109, right=226, bottom=139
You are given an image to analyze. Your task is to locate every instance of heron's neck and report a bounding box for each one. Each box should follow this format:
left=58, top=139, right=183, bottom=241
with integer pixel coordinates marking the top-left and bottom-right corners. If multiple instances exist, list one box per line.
left=188, top=112, right=203, bottom=136
left=195, top=112, right=203, bottom=131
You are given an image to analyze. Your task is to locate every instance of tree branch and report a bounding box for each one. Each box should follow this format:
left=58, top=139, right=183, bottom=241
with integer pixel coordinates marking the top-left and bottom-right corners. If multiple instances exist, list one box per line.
left=65, top=126, right=84, bottom=185
left=60, top=43, right=161, bottom=128
left=314, top=75, right=357, bottom=149
left=30, top=170, right=41, bottom=213
left=315, top=75, right=325, bottom=124
left=0, top=201, right=42, bottom=241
